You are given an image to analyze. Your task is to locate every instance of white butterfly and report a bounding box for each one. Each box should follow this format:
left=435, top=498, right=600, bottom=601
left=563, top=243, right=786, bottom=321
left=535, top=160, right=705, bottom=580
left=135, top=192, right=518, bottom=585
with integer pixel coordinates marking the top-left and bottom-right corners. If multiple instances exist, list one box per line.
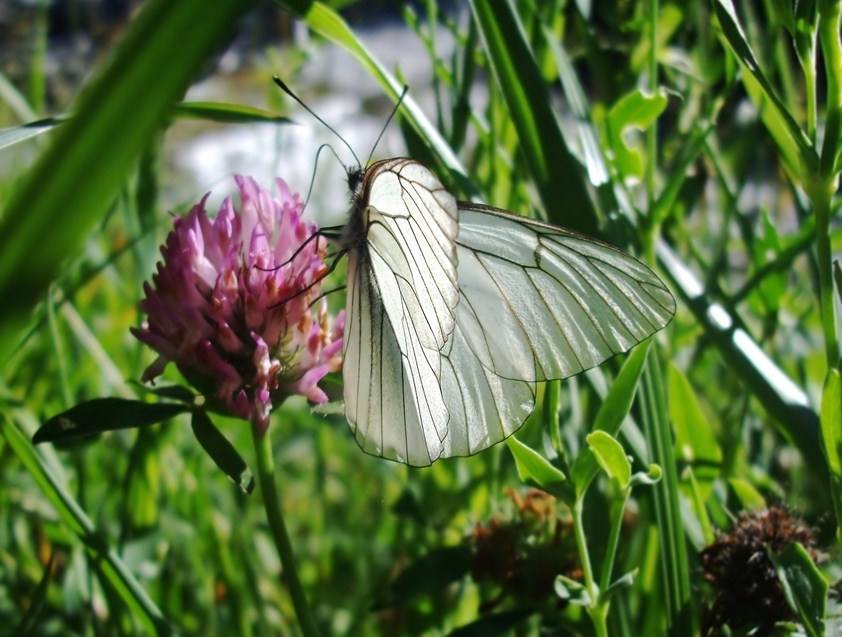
left=335, top=157, right=675, bottom=466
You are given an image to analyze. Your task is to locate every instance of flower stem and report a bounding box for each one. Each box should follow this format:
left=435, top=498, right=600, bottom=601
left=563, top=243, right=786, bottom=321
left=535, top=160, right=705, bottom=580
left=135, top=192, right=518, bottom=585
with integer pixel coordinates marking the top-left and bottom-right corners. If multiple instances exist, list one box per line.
left=573, top=496, right=608, bottom=637
left=253, top=427, right=320, bottom=637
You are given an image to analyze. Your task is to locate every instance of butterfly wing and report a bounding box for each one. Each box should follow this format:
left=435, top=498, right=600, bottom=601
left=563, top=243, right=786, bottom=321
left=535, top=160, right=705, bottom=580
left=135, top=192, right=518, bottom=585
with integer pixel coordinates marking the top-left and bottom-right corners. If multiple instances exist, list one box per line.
left=436, top=203, right=675, bottom=459
left=342, top=159, right=460, bottom=465
left=453, top=203, right=675, bottom=384
left=341, top=159, right=675, bottom=465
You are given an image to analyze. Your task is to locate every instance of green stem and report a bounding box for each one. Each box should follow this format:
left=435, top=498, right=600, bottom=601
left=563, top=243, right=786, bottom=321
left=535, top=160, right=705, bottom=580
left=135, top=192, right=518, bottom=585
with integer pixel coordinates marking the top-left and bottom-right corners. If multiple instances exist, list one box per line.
left=813, top=190, right=840, bottom=369
left=819, top=0, right=842, bottom=177
left=644, top=0, right=658, bottom=210
left=640, top=0, right=659, bottom=265
left=573, top=496, right=608, bottom=637
left=802, top=48, right=817, bottom=141
left=253, top=427, right=320, bottom=637
left=598, top=490, right=628, bottom=596
left=815, top=0, right=842, bottom=370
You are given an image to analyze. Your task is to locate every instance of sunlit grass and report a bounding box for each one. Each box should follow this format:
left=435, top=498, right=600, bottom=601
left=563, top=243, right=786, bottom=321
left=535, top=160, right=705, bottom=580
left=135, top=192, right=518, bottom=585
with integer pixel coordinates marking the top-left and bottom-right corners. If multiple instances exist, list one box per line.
left=1, top=1, right=840, bottom=636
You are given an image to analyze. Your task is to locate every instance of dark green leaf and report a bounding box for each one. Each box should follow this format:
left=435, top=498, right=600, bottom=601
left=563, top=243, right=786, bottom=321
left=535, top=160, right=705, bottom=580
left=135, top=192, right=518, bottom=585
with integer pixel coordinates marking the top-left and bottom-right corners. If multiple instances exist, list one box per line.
left=191, top=411, right=253, bottom=494
left=770, top=543, right=827, bottom=637
left=171, top=101, right=293, bottom=124
left=146, top=384, right=199, bottom=405
left=447, top=608, right=534, bottom=637
left=33, top=399, right=188, bottom=444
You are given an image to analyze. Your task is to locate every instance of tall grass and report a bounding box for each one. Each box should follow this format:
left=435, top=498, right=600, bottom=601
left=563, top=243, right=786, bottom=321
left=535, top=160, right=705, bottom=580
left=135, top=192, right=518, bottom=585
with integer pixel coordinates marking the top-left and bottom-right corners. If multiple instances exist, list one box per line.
left=0, top=1, right=839, bottom=635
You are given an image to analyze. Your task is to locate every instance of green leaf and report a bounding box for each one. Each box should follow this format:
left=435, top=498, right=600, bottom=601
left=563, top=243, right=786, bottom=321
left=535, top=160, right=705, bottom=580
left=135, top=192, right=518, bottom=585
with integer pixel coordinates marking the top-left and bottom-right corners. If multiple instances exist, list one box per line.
left=0, top=117, right=62, bottom=150
left=145, top=385, right=198, bottom=405
left=605, top=88, right=668, bottom=180
left=667, top=362, right=722, bottom=491
left=770, top=543, right=828, bottom=637
left=820, top=368, right=842, bottom=540
left=506, top=435, right=568, bottom=499
left=728, top=477, right=767, bottom=509
left=603, top=569, right=637, bottom=601
left=191, top=411, right=254, bottom=494
left=0, top=0, right=252, bottom=364
left=821, top=367, right=842, bottom=476
left=638, top=355, right=692, bottom=630
left=751, top=211, right=788, bottom=310
left=792, top=0, right=818, bottom=67
left=171, top=101, right=293, bottom=124
left=373, top=545, right=472, bottom=609
left=33, top=399, right=189, bottom=445
left=570, top=340, right=651, bottom=495
left=554, top=574, right=590, bottom=606
left=629, top=464, right=662, bottom=487
left=469, top=0, right=598, bottom=233
left=586, top=431, right=631, bottom=489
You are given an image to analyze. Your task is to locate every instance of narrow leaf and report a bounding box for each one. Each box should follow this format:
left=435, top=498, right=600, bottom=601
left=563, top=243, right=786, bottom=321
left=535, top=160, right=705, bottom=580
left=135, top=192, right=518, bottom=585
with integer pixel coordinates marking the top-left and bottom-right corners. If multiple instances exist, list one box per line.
left=0, top=118, right=62, bottom=150
left=571, top=340, right=651, bottom=495
left=1, top=415, right=175, bottom=635
left=33, top=399, right=188, bottom=444
left=668, top=362, right=722, bottom=491
left=191, top=411, right=253, bottom=494
left=171, top=101, right=293, bottom=124
left=712, top=0, right=813, bottom=171
left=14, top=554, right=53, bottom=636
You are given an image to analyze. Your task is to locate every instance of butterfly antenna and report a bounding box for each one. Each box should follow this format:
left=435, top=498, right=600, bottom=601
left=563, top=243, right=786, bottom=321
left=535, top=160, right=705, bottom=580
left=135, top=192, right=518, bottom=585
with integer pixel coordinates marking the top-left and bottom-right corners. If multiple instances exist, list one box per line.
left=303, top=143, right=347, bottom=210
left=363, top=84, right=409, bottom=168
left=273, top=76, right=361, bottom=169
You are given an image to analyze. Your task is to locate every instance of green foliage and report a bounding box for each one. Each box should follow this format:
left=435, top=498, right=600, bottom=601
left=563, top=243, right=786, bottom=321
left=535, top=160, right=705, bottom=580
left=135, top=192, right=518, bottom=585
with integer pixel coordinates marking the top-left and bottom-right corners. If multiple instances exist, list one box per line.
left=1, top=1, right=840, bottom=635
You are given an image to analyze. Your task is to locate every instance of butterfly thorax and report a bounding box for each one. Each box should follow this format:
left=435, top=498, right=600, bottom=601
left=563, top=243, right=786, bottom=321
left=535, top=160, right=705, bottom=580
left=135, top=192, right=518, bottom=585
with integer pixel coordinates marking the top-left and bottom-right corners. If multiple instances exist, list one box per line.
left=339, top=166, right=372, bottom=254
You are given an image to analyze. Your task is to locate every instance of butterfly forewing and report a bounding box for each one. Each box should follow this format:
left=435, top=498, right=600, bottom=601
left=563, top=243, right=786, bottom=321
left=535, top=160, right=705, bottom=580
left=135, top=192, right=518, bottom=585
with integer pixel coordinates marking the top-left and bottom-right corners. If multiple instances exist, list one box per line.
left=341, top=159, right=459, bottom=464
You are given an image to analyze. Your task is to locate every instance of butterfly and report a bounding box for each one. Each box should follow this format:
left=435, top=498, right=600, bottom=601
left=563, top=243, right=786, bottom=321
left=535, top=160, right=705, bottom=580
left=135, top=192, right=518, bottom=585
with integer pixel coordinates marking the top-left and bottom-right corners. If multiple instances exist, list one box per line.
left=336, top=157, right=675, bottom=466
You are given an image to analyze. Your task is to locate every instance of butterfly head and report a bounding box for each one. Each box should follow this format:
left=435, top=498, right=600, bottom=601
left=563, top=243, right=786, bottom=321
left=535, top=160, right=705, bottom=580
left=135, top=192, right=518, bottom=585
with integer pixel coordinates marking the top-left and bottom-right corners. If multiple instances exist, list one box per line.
left=346, top=165, right=365, bottom=197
